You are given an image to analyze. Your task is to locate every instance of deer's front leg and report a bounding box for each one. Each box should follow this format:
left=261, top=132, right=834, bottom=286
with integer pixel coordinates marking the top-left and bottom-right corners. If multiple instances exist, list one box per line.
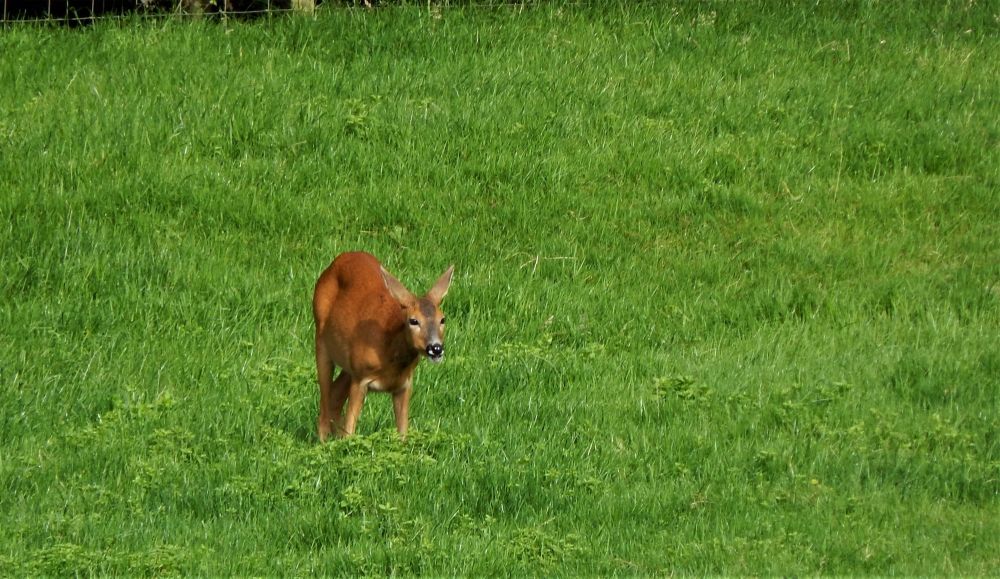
left=341, top=379, right=368, bottom=437
left=392, top=384, right=412, bottom=439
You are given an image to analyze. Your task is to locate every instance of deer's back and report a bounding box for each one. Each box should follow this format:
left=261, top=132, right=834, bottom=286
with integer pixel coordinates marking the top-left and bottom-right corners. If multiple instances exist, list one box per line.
left=313, top=252, right=404, bottom=373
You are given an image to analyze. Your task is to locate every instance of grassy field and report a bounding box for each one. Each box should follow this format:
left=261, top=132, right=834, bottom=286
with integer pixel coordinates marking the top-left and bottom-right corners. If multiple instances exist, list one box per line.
left=1, top=1, right=998, bottom=574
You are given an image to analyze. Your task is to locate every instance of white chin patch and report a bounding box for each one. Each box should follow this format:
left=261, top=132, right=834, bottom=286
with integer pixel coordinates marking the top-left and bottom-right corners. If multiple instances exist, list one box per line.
left=428, top=354, right=444, bottom=364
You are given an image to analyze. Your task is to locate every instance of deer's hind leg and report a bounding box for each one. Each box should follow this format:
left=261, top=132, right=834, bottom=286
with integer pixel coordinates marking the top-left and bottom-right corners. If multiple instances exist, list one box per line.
left=316, top=340, right=340, bottom=442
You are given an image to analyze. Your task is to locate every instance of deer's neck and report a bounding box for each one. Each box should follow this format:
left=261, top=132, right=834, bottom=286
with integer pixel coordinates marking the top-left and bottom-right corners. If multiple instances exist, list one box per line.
left=388, top=330, right=421, bottom=374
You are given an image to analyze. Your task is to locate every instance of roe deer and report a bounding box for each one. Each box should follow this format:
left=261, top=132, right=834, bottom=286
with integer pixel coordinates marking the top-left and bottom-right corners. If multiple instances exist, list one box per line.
left=313, top=251, right=454, bottom=441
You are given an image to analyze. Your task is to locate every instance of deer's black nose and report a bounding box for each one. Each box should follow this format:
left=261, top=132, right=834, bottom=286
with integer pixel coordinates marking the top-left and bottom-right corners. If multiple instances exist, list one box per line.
left=426, top=343, right=444, bottom=359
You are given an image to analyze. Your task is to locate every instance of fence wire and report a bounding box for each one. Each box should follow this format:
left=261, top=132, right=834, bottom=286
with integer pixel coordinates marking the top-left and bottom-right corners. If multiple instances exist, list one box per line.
left=2, top=1, right=312, bottom=24
left=0, top=0, right=555, bottom=25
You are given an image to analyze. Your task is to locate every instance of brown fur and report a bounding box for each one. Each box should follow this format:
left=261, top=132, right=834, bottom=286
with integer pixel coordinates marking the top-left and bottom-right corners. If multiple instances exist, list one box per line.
left=313, top=251, right=453, bottom=441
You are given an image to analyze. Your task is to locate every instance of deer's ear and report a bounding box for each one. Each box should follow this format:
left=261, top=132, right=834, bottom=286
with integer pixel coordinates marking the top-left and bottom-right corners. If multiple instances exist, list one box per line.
left=380, top=266, right=416, bottom=307
left=426, top=265, right=454, bottom=305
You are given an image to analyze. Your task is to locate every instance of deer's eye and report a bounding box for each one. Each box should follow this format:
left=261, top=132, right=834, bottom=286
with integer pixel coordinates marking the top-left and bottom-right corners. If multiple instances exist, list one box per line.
left=440, top=317, right=446, bottom=325
left=409, top=318, right=420, bottom=327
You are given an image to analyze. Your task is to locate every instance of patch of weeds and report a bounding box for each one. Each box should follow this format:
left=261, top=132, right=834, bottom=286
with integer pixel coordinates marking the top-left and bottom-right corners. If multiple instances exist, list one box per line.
left=216, top=475, right=265, bottom=514
left=149, top=427, right=206, bottom=464
left=346, top=537, right=436, bottom=578
left=66, top=388, right=180, bottom=450
left=337, top=483, right=434, bottom=558
left=542, top=466, right=603, bottom=498
left=126, top=544, right=199, bottom=576
left=885, top=350, right=980, bottom=409
left=493, top=337, right=559, bottom=366
left=861, top=408, right=997, bottom=502
left=25, top=543, right=104, bottom=576
left=337, top=432, right=438, bottom=483
left=752, top=449, right=785, bottom=479
left=506, top=523, right=584, bottom=570
left=451, top=512, right=497, bottom=538
left=404, top=427, right=473, bottom=455
left=0, top=555, right=16, bottom=575
left=77, top=483, right=118, bottom=512
left=281, top=429, right=454, bottom=504
left=257, top=424, right=300, bottom=452
left=654, top=375, right=712, bottom=405
left=342, top=96, right=383, bottom=139
left=757, top=381, right=855, bottom=436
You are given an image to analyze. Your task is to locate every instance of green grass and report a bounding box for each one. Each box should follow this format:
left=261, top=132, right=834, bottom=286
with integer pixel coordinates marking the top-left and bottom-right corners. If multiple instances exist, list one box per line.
left=1, top=1, right=998, bottom=574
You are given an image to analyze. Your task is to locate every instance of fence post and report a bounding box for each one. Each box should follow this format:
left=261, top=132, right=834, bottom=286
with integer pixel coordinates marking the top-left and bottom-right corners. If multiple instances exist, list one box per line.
left=292, top=0, right=315, bottom=14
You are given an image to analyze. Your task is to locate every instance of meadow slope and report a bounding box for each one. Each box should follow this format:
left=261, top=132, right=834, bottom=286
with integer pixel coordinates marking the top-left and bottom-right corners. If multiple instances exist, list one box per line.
left=1, top=2, right=998, bottom=574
